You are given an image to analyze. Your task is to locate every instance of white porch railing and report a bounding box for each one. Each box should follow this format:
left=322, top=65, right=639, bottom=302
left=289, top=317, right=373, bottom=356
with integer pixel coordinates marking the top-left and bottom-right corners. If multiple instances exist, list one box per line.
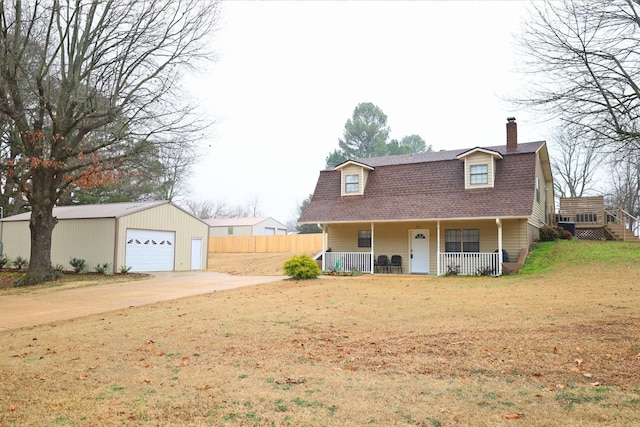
left=324, top=252, right=373, bottom=273
left=440, top=252, right=500, bottom=276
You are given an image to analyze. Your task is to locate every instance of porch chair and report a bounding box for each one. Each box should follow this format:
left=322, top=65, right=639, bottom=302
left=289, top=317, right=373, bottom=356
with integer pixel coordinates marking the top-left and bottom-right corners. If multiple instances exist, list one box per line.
left=374, top=255, right=390, bottom=273
left=389, top=255, right=402, bottom=273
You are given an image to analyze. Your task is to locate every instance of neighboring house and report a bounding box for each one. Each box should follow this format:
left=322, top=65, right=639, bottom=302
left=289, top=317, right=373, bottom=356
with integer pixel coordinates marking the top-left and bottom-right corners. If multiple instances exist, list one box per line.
left=1, top=201, right=209, bottom=273
left=205, top=217, right=288, bottom=236
left=298, top=118, right=554, bottom=276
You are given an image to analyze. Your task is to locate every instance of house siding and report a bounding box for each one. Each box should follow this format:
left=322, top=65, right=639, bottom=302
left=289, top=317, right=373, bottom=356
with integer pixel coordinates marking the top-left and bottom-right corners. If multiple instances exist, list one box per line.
left=253, top=218, right=289, bottom=235
left=529, top=153, right=552, bottom=229
left=3, top=218, right=116, bottom=270
left=502, top=219, right=528, bottom=260
left=116, top=204, right=209, bottom=272
left=210, top=225, right=252, bottom=237
left=374, top=223, right=429, bottom=273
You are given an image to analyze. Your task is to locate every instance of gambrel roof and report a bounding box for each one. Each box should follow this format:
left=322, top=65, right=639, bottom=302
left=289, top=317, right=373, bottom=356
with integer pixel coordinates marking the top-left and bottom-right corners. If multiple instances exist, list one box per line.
left=299, top=141, right=548, bottom=224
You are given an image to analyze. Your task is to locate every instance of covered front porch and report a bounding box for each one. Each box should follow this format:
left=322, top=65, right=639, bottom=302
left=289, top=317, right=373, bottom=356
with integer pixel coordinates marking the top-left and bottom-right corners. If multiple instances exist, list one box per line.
left=318, top=218, right=525, bottom=276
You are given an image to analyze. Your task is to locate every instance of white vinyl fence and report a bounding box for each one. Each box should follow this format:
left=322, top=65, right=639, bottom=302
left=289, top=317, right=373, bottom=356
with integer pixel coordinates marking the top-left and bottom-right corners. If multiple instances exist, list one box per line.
left=440, top=252, right=500, bottom=276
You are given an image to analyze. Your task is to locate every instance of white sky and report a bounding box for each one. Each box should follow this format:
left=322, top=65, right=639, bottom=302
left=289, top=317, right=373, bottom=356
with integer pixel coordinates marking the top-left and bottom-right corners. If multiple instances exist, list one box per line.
left=185, top=1, right=548, bottom=224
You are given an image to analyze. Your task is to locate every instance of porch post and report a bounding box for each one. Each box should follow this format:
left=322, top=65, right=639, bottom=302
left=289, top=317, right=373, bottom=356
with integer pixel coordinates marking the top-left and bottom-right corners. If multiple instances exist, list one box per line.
left=436, top=221, right=441, bottom=276
left=496, top=218, right=503, bottom=276
left=321, top=224, right=326, bottom=271
left=370, top=222, right=375, bottom=274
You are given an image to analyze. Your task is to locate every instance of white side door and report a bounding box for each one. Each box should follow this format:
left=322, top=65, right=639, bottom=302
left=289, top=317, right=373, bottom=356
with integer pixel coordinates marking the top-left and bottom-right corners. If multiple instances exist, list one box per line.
left=410, top=229, right=429, bottom=274
left=191, top=238, right=203, bottom=270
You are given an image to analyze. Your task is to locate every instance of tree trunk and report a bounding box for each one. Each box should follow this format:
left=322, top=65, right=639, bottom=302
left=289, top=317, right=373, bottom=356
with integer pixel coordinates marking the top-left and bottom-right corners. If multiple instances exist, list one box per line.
left=27, top=168, right=58, bottom=277
left=27, top=200, right=56, bottom=277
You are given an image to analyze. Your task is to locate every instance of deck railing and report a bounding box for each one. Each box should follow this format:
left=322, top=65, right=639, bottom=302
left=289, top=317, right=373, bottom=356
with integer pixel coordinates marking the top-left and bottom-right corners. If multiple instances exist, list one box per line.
left=558, top=197, right=605, bottom=227
left=440, top=252, right=500, bottom=276
left=324, top=252, right=373, bottom=273
left=605, top=208, right=640, bottom=238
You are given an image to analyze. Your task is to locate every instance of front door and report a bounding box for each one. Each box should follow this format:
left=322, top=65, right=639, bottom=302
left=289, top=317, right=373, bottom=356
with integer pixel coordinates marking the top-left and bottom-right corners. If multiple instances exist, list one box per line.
left=410, top=229, right=429, bottom=274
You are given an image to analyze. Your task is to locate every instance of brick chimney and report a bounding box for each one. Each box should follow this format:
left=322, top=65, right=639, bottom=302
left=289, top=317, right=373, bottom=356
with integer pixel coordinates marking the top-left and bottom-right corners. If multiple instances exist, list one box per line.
left=506, top=117, right=517, bottom=151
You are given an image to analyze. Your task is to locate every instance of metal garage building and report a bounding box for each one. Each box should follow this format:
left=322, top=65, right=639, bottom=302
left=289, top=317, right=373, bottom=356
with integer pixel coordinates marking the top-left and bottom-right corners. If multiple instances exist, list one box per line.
left=1, top=201, right=209, bottom=273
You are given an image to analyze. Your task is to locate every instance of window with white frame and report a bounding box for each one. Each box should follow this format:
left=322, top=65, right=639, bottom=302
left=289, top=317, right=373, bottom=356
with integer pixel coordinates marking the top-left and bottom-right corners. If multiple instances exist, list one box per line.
left=536, top=177, right=540, bottom=203
left=470, top=164, right=488, bottom=185
left=345, top=174, right=359, bottom=193
left=445, top=228, right=480, bottom=252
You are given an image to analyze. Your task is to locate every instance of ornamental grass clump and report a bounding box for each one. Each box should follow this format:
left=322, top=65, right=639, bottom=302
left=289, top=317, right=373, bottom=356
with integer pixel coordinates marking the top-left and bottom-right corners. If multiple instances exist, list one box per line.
left=283, top=254, right=321, bottom=280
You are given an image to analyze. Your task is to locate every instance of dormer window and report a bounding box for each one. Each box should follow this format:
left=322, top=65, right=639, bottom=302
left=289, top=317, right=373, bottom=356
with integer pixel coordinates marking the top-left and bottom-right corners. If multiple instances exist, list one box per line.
left=456, top=147, right=503, bottom=189
left=345, top=174, right=359, bottom=193
left=470, top=164, right=488, bottom=185
left=335, top=160, right=374, bottom=196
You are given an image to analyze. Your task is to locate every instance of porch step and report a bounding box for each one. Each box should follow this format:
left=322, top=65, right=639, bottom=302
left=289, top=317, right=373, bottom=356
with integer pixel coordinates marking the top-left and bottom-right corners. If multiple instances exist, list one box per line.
left=502, top=248, right=528, bottom=275
left=604, top=223, right=640, bottom=242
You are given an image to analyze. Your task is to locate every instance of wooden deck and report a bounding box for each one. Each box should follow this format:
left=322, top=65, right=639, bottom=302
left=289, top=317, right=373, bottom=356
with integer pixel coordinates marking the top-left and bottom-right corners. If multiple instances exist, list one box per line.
left=558, top=196, right=640, bottom=242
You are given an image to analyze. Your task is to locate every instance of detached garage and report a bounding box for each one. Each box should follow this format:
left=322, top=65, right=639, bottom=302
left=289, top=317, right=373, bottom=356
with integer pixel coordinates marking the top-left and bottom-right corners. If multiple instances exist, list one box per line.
left=2, top=201, right=209, bottom=273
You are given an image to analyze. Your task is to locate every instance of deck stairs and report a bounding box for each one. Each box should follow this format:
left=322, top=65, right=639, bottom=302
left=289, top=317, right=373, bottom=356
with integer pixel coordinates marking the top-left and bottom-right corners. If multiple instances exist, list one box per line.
left=604, top=222, right=640, bottom=243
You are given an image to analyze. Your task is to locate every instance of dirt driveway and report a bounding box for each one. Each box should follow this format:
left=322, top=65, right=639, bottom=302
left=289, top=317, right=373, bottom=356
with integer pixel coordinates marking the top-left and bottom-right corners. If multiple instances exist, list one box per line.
left=0, top=271, right=285, bottom=330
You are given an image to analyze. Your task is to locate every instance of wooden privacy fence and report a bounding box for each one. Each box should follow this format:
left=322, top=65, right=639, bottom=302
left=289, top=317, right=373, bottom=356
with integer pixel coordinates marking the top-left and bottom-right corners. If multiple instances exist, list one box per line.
left=208, top=234, right=325, bottom=253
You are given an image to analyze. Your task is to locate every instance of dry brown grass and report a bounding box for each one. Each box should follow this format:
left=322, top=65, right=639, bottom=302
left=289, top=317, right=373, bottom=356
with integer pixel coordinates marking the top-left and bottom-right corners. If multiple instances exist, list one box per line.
left=1, top=243, right=639, bottom=426
left=207, top=252, right=316, bottom=276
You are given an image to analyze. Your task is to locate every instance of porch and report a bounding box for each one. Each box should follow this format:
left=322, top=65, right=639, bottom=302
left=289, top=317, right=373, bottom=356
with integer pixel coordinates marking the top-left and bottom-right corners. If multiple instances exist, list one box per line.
left=318, top=218, right=522, bottom=276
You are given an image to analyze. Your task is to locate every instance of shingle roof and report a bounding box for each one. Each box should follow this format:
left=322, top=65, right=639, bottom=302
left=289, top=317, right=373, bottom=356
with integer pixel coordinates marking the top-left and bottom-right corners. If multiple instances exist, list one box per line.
left=299, top=142, right=546, bottom=223
left=3, top=201, right=170, bottom=222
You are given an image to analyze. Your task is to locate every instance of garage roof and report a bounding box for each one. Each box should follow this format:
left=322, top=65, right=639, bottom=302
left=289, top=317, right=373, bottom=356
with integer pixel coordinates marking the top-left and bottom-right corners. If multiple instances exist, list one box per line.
left=3, top=201, right=170, bottom=222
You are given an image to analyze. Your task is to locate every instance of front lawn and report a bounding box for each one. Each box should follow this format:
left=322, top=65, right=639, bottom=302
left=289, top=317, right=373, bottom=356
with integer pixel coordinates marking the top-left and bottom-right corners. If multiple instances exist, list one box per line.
left=0, top=240, right=639, bottom=426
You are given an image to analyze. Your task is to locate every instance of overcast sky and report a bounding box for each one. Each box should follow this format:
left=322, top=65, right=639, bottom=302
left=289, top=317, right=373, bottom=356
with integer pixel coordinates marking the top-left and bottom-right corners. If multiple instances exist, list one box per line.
left=184, top=1, right=547, bottom=225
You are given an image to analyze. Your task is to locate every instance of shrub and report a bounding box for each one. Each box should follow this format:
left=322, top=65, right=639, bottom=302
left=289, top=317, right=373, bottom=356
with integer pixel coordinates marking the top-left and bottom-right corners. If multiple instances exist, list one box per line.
left=69, top=257, right=86, bottom=273
left=119, top=265, right=132, bottom=274
left=52, top=263, right=65, bottom=272
left=0, top=253, right=8, bottom=268
left=445, top=264, right=460, bottom=276
left=476, top=266, right=495, bottom=276
left=13, top=256, right=28, bottom=270
left=94, top=263, right=110, bottom=274
left=284, top=254, right=321, bottom=280
left=559, top=229, right=573, bottom=240
left=539, top=226, right=558, bottom=242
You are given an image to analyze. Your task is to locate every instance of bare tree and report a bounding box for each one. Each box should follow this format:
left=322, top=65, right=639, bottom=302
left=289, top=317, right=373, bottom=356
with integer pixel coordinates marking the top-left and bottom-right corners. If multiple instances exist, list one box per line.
left=150, top=143, right=199, bottom=202
left=515, top=1, right=640, bottom=151
left=0, top=1, right=219, bottom=279
left=183, top=199, right=227, bottom=220
left=606, top=151, right=640, bottom=229
left=244, top=194, right=261, bottom=218
left=550, top=126, right=601, bottom=198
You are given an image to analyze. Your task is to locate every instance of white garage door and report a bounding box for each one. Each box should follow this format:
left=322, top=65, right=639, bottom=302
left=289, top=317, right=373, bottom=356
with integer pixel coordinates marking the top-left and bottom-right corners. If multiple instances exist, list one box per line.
left=125, top=229, right=175, bottom=272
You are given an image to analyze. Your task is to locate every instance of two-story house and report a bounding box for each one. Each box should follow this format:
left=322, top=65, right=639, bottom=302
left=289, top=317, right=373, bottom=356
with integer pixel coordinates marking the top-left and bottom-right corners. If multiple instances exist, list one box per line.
left=298, top=118, right=554, bottom=276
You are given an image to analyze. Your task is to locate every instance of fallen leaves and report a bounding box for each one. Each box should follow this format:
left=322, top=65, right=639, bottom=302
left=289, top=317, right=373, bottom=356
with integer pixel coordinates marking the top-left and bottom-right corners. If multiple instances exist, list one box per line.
left=501, top=413, right=525, bottom=419
left=176, top=356, right=190, bottom=367
left=275, top=377, right=306, bottom=385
